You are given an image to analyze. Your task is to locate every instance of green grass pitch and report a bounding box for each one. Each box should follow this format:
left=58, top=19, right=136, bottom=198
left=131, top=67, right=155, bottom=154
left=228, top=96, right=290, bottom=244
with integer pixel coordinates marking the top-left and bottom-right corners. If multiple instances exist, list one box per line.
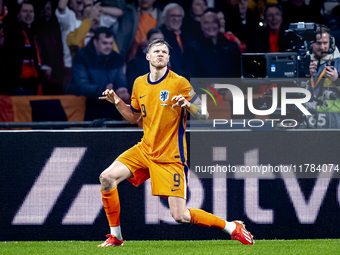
left=1, top=239, right=339, bottom=255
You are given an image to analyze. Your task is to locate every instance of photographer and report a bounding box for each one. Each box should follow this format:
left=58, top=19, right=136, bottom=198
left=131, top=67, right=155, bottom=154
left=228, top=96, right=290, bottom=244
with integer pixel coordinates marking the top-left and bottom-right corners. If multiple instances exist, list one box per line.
left=306, top=26, right=340, bottom=128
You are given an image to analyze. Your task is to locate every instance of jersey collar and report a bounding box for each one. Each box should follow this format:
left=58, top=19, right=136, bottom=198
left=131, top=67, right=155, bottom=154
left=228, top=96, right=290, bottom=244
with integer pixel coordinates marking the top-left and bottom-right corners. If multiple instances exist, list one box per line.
left=147, top=68, right=169, bottom=85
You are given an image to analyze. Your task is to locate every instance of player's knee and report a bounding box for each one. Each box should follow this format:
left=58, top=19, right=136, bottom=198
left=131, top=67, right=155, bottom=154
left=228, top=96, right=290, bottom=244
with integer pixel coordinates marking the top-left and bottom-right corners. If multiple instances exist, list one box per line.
left=99, top=172, right=115, bottom=191
left=171, top=211, right=187, bottom=223
left=173, top=214, right=186, bottom=223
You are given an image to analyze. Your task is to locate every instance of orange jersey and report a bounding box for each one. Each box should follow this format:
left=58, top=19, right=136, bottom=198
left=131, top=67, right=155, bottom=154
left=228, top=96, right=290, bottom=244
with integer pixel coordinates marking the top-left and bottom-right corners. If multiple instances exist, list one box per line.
left=130, top=69, right=197, bottom=163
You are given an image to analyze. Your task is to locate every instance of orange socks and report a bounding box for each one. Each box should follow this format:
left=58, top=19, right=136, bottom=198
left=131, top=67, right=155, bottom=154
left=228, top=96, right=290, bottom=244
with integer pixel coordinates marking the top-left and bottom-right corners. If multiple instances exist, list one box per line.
left=188, top=209, right=226, bottom=230
left=101, top=187, right=120, bottom=227
left=102, top=188, right=225, bottom=232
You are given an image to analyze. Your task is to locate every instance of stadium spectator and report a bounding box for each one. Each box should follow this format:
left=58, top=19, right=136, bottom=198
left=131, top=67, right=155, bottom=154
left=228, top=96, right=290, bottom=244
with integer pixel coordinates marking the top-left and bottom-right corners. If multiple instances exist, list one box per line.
left=36, top=0, right=65, bottom=94
left=213, top=8, right=247, bottom=53
left=182, top=10, right=241, bottom=80
left=82, top=0, right=124, bottom=28
left=181, top=0, right=207, bottom=42
left=55, top=0, right=85, bottom=90
left=160, top=3, right=187, bottom=75
left=157, top=0, right=191, bottom=14
left=215, top=0, right=239, bottom=32
left=66, top=0, right=123, bottom=59
left=66, top=1, right=102, bottom=59
left=56, top=0, right=86, bottom=65
left=3, top=0, right=42, bottom=95
left=96, top=0, right=125, bottom=28
left=257, top=4, right=288, bottom=53
left=126, top=28, right=164, bottom=94
left=228, top=0, right=260, bottom=53
left=115, top=0, right=164, bottom=63
left=66, top=27, right=129, bottom=101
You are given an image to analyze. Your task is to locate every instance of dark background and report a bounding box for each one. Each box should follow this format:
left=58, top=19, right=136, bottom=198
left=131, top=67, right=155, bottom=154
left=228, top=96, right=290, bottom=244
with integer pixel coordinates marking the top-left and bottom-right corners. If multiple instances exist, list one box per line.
left=0, top=130, right=339, bottom=241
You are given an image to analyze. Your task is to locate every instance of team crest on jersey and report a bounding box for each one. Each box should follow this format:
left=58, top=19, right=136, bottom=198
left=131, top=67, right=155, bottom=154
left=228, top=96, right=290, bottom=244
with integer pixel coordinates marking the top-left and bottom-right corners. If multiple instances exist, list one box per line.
left=160, top=90, right=169, bottom=102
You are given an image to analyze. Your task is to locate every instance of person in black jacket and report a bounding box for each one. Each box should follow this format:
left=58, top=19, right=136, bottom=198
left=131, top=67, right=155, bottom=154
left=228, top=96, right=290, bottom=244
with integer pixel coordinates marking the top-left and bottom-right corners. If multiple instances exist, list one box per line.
left=160, top=2, right=187, bottom=75
left=228, top=0, right=260, bottom=53
left=256, top=4, right=288, bottom=53
left=182, top=10, right=241, bottom=80
left=66, top=27, right=129, bottom=101
left=3, top=0, right=41, bottom=95
left=36, top=0, right=65, bottom=95
left=181, top=0, right=207, bottom=42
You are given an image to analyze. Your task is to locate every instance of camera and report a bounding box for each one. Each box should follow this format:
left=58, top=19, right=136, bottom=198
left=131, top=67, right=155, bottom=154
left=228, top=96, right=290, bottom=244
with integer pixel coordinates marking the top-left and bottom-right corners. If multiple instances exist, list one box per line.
left=240, top=23, right=322, bottom=122
left=322, top=89, right=339, bottom=101
left=326, top=60, right=335, bottom=67
left=241, top=22, right=320, bottom=84
left=241, top=52, right=301, bottom=82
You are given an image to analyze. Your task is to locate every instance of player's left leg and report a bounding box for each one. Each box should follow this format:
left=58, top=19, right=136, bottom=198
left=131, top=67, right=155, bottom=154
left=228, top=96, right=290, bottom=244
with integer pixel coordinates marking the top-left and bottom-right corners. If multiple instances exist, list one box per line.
left=97, top=161, right=133, bottom=247
left=98, top=144, right=151, bottom=247
left=168, top=196, right=254, bottom=245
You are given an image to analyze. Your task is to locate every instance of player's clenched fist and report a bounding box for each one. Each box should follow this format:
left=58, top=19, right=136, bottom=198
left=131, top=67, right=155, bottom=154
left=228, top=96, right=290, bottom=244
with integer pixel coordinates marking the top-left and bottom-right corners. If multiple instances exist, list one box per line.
left=99, top=89, right=120, bottom=105
left=171, top=94, right=191, bottom=109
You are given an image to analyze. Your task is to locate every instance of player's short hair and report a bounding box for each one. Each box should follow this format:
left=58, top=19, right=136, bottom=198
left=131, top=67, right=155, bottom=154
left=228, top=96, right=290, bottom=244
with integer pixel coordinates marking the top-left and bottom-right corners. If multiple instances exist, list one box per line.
left=147, top=39, right=172, bottom=53
left=93, top=27, right=114, bottom=40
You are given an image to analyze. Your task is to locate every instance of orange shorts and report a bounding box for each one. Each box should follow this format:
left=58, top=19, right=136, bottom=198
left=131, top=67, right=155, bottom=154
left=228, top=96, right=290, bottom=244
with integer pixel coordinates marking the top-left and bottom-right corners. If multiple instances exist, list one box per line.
left=116, top=143, right=188, bottom=199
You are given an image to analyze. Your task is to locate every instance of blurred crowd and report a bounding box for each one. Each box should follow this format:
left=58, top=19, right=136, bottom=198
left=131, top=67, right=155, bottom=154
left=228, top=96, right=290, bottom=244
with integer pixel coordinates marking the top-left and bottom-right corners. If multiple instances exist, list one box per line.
left=0, top=0, right=339, bottom=99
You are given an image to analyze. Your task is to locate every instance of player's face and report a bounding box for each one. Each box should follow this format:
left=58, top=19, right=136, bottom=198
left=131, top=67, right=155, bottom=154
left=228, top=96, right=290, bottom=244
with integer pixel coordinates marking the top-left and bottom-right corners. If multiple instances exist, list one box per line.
left=165, top=6, right=184, bottom=32
left=313, top=33, right=330, bottom=59
left=201, top=12, right=219, bottom=39
left=93, top=34, right=114, bottom=56
left=146, top=43, right=170, bottom=68
left=18, top=3, right=35, bottom=26
left=265, top=6, right=282, bottom=31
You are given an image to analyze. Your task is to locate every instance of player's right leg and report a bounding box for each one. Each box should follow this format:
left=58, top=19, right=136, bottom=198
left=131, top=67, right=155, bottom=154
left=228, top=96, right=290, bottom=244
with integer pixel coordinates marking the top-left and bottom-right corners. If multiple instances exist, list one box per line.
left=168, top=197, right=254, bottom=245
left=97, top=161, right=133, bottom=247
left=100, top=161, right=133, bottom=192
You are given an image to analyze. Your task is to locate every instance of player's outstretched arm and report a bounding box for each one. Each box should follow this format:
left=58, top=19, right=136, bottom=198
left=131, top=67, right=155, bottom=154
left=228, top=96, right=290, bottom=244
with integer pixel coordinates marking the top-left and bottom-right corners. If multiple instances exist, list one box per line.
left=172, top=94, right=209, bottom=120
left=99, top=89, right=141, bottom=124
